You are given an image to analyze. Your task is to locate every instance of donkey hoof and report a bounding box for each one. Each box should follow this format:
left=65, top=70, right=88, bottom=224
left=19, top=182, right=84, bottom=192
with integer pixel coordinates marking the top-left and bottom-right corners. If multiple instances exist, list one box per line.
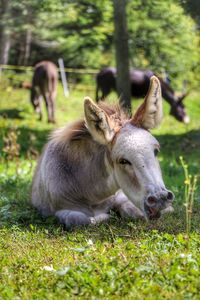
left=161, top=206, right=174, bottom=215
left=120, top=203, right=144, bottom=219
left=90, top=213, right=110, bottom=224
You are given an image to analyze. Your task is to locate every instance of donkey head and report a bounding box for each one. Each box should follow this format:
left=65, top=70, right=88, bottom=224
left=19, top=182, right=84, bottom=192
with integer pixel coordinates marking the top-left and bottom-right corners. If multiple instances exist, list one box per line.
left=170, top=93, right=190, bottom=124
left=30, top=87, right=42, bottom=120
left=84, top=76, right=174, bottom=220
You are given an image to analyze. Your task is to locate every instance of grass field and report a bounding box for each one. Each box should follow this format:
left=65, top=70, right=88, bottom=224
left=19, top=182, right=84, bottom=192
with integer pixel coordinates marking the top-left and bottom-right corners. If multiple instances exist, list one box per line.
left=0, top=75, right=200, bottom=299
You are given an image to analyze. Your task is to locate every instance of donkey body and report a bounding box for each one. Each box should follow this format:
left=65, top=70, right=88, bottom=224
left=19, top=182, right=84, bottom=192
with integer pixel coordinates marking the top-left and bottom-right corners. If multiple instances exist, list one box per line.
left=31, top=61, right=58, bottom=123
left=31, top=76, right=174, bottom=228
left=96, top=67, right=189, bottom=123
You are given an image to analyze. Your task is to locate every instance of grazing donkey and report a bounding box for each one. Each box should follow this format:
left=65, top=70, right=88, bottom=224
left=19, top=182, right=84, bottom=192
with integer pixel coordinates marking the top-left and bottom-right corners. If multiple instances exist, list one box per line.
left=30, top=61, right=58, bottom=123
left=96, top=67, right=189, bottom=124
left=31, top=76, right=174, bottom=228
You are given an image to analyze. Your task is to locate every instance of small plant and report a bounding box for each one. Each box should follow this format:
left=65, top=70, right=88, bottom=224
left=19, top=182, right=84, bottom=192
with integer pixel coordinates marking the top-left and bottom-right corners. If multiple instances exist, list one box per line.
left=180, top=156, right=198, bottom=242
left=2, top=127, right=21, bottom=175
left=26, top=133, right=39, bottom=173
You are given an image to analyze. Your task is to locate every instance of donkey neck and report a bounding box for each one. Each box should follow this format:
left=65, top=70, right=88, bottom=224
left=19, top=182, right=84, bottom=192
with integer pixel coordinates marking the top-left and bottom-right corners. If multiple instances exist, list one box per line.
left=160, top=79, right=177, bottom=106
left=67, top=138, right=119, bottom=203
left=85, top=142, right=119, bottom=201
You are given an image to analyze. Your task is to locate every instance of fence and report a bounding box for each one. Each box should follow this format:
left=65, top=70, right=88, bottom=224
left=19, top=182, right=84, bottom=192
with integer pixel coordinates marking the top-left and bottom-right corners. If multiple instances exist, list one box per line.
left=0, top=64, right=98, bottom=74
left=0, top=64, right=99, bottom=94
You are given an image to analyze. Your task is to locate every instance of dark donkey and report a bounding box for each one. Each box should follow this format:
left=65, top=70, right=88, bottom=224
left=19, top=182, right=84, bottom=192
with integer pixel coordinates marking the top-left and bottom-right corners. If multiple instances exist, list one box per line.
left=96, top=67, right=189, bottom=123
left=31, top=61, right=58, bottom=123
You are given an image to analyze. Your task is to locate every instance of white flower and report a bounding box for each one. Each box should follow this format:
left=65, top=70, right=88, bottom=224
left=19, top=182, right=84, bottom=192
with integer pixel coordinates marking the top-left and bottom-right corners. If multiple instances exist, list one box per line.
left=42, top=265, right=55, bottom=272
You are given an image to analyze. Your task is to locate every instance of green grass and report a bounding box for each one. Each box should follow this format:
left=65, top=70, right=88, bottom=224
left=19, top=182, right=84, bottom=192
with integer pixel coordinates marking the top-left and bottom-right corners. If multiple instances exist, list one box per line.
left=0, top=77, right=200, bottom=299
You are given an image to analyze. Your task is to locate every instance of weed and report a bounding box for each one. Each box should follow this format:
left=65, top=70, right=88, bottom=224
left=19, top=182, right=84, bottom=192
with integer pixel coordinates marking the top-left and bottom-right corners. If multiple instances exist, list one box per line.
left=2, top=127, right=21, bottom=175
left=180, top=156, right=198, bottom=244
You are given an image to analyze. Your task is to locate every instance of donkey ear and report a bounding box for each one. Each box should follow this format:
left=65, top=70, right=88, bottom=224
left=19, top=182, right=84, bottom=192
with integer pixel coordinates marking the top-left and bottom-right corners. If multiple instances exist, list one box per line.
left=177, top=92, right=188, bottom=104
left=131, top=76, right=163, bottom=129
left=84, top=97, right=115, bottom=144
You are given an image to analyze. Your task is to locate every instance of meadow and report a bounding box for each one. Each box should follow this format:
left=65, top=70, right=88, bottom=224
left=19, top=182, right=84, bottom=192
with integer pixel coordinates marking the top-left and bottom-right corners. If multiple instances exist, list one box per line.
left=0, top=73, right=200, bottom=299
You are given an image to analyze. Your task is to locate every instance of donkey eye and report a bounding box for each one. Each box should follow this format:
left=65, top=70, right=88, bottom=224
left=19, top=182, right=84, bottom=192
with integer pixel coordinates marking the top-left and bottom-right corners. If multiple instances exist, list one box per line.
left=119, top=158, right=131, bottom=165
left=154, top=149, right=159, bottom=156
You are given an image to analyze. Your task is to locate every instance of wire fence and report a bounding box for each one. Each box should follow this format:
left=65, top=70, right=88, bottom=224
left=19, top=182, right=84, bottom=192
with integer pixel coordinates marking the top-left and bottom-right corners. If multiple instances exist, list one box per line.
left=0, top=64, right=99, bottom=74
left=0, top=64, right=98, bottom=94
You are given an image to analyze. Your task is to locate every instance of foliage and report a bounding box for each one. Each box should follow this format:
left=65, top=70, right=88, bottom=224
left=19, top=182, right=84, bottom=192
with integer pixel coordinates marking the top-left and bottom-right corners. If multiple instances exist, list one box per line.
left=179, top=0, right=200, bottom=24
left=1, top=0, right=199, bottom=90
left=2, top=128, right=20, bottom=161
left=34, top=0, right=114, bottom=68
left=128, top=0, right=199, bottom=89
left=0, top=75, right=200, bottom=298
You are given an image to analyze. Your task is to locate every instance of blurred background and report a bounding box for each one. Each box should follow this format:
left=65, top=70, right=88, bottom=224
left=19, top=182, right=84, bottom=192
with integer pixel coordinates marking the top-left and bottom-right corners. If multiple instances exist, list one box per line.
left=0, top=0, right=199, bottom=91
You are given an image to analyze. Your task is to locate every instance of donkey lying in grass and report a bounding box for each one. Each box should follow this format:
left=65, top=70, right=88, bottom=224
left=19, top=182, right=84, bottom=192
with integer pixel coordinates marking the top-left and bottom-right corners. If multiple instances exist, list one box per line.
left=31, top=76, right=174, bottom=228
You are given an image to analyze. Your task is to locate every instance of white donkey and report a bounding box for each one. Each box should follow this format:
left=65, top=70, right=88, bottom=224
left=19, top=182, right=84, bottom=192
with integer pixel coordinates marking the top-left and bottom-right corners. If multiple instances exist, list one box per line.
left=31, top=76, right=174, bottom=228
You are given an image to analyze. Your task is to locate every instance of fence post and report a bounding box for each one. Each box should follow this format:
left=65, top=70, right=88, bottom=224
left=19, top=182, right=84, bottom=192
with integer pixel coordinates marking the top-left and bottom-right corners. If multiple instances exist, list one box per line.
left=0, top=66, right=2, bottom=81
left=58, top=58, right=69, bottom=98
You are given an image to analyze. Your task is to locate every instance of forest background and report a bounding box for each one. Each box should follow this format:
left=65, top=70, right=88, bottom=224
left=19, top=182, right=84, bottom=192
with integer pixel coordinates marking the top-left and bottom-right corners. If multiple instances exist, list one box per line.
left=0, top=0, right=199, bottom=90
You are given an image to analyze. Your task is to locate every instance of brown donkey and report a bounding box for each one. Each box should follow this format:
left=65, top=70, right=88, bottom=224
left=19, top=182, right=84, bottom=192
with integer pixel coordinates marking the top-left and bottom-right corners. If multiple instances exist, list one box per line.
left=30, top=61, right=58, bottom=123
left=31, top=76, right=174, bottom=228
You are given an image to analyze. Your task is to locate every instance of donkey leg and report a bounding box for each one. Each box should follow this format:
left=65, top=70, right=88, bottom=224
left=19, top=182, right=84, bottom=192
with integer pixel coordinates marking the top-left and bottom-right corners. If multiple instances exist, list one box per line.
left=91, top=213, right=110, bottom=224
left=49, top=92, right=56, bottom=123
left=36, top=97, right=42, bottom=120
left=43, top=93, right=52, bottom=123
left=113, top=190, right=144, bottom=219
left=55, top=210, right=91, bottom=229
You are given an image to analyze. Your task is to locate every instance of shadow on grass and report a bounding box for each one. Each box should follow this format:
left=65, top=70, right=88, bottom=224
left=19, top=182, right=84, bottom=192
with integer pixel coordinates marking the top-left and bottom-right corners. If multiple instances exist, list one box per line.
left=17, top=127, right=50, bottom=155
left=0, top=176, right=58, bottom=229
left=0, top=108, right=25, bottom=120
left=157, top=129, right=200, bottom=158
left=0, top=122, right=200, bottom=160
left=0, top=126, right=51, bottom=156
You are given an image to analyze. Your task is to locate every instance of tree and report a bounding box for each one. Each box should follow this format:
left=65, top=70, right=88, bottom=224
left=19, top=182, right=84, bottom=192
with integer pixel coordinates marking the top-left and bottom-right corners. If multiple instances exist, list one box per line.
left=0, top=0, right=63, bottom=66
left=113, top=0, right=131, bottom=110
left=127, top=0, right=199, bottom=89
left=179, top=0, right=200, bottom=25
left=0, top=0, right=11, bottom=64
left=47, top=0, right=113, bottom=68
left=1, top=0, right=198, bottom=90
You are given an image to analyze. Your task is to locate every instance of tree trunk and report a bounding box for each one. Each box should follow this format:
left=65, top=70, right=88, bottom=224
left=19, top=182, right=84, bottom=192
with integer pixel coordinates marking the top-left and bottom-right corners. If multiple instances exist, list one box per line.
left=113, top=0, right=131, bottom=111
left=0, top=0, right=11, bottom=65
left=17, top=41, right=25, bottom=66
left=0, top=32, right=10, bottom=65
left=23, top=29, right=32, bottom=65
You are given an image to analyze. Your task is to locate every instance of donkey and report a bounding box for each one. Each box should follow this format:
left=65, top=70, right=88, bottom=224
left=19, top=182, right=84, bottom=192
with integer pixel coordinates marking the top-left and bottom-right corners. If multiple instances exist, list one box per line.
left=96, top=67, right=189, bottom=124
left=30, top=61, right=58, bottom=123
left=31, top=76, right=174, bottom=228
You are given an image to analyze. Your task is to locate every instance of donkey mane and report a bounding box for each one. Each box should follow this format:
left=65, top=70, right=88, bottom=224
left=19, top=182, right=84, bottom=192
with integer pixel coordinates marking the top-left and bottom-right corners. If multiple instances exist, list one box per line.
left=51, top=102, right=128, bottom=146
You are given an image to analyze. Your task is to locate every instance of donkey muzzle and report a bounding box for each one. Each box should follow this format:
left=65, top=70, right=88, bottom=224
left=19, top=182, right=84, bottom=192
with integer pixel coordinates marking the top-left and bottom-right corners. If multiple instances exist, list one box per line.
left=144, top=190, right=174, bottom=220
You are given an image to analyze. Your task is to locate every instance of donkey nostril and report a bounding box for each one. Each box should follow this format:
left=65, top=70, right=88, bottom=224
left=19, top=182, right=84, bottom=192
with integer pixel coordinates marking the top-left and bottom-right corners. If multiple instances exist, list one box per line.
left=147, top=196, right=157, bottom=206
left=167, top=191, right=174, bottom=201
